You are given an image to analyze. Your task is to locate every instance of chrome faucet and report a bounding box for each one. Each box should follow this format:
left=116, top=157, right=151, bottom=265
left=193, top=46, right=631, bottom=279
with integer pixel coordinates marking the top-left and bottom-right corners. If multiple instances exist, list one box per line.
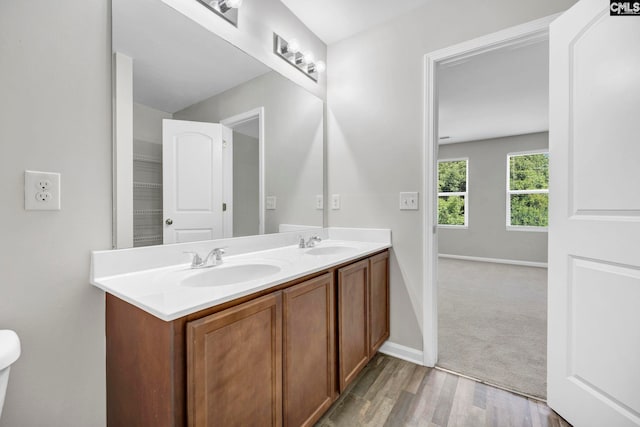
left=298, top=235, right=322, bottom=248
left=184, top=248, right=225, bottom=268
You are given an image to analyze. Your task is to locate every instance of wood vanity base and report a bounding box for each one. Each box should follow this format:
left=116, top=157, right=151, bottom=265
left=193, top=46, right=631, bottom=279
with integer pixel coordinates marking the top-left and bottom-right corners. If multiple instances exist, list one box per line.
left=105, top=250, right=389, bottom=427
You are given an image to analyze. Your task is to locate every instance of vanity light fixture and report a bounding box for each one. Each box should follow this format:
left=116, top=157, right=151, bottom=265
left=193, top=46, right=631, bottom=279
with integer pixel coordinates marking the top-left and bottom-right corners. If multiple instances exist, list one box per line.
left=273, top=33, right=326, bottom=82
left=196, top=0, right=243, bottom=27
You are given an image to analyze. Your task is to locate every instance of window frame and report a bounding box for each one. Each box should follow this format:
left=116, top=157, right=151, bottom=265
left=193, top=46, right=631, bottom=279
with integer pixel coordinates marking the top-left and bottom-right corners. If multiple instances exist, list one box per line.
left=506, top=149, right=549, bottom=232
left=437, top=157, right=469, bottom=229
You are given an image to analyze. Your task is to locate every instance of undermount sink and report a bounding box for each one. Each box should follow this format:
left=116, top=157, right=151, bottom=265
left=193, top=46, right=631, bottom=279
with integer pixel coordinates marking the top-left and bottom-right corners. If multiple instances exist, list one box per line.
left=181, top=263, right=282, bottom=287
left=305, top=246, right=358, bottom=256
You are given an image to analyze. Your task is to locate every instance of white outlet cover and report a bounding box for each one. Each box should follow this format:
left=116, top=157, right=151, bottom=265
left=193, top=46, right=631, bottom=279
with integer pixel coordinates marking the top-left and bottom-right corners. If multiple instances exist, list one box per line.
left=400, top=192, right=419, bottom=210
left=266, top=196, right=277, bottom=210
left=331, top=194, right=341, bottom=210
left=316, top=195, right=324, bottom=210
left=25, top=170, right=61, bottom=211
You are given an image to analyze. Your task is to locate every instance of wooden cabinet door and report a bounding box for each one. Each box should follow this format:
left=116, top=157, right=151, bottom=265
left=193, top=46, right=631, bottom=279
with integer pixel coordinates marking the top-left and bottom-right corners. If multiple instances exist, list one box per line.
left=187, top=293, right=282, bottom=427
left=283, top=273, right=336, bottom=427
left=337, top=259, right=369, bottom=392
left=369, top=251, right=390, bottom=356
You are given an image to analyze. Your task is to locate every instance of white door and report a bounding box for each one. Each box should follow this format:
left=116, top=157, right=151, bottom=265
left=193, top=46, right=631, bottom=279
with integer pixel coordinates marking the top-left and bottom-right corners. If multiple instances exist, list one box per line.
left=163, top=119, right=232, bottom=244
left=548, top=1, right=640, bottom=426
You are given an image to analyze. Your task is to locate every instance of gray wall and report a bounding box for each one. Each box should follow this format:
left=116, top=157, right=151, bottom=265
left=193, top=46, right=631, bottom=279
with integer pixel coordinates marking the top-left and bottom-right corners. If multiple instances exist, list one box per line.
left=438, top=133, right=549, bottom=263
left=133, top=102, right=172, bottom=144
left=233, top=132, right=260, bottom=237
left=327, top=0, right=577, bottom=352
left=0, top=1, right=111, bottom=426
left=175, top=71, right=324, bottom=234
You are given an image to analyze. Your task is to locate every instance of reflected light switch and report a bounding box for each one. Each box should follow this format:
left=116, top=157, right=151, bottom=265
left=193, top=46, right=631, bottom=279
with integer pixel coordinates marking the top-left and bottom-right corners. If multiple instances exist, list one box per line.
left=331, top=194, right=340, bottom=210
left=266, top=196, right=277, bottom=210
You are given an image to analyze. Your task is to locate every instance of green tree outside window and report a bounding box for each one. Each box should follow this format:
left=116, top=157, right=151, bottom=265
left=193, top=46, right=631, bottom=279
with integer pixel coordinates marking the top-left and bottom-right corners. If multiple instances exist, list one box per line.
left=508, top=153, right=549, bottom=227
left=438, top=160, right=467, bottom=226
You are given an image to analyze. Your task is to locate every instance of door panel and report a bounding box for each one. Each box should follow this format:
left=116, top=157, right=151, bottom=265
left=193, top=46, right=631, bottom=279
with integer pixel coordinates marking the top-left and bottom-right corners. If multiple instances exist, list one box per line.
left=571, top=13, right=640, bottom=213
left=163, top=119, right=223, bottom=244
left=175, top=133, right=214, bottom=211
left=338, top=259, right=369, bottom=392
left=174, top=229, right=214, bottom=243
left=369, top=251, right=390, bottom=356
left=187, top=293, right=282, bottom=427
left=283, top=274, right=335, bottom=427
left=548, top=1, right=640, bottom=426
left=570, top=258, right=640, bottom=414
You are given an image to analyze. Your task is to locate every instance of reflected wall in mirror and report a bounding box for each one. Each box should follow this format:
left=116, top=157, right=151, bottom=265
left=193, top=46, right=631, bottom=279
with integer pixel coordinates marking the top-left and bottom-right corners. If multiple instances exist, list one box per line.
left=113, top=0, right=324, bottom=248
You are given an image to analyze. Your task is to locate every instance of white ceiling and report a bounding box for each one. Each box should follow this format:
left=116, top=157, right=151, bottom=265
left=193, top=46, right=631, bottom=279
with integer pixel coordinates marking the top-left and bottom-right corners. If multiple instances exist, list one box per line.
left=233, top=118, right=259, bottom=139
left=438, top=39, right=549, bottom=145
left=113, top=0, right=270, bottom=113
left=280, top=0, right=430, bottom=44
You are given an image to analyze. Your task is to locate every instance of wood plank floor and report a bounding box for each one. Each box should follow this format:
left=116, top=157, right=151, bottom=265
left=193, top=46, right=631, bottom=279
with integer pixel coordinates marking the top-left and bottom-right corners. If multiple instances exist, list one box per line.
left=316, top=353, right=571, bottom=427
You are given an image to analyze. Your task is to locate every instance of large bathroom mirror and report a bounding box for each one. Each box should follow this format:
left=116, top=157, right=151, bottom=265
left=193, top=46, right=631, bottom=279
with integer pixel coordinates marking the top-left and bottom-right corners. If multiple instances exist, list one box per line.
left=112, top=0, right=324, bottom=248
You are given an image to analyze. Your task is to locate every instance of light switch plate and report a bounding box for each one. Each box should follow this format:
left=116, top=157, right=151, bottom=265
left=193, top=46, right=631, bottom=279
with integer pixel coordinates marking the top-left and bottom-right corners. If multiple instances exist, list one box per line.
left=400, top=192, right=419, bottom=210
left=266, top=196, right=277, bottom=210
left=331, top=194, right=340, bottom=210
left=316, top=195, right=324, bottom=210
left=25, top=170, right=61, bottom=211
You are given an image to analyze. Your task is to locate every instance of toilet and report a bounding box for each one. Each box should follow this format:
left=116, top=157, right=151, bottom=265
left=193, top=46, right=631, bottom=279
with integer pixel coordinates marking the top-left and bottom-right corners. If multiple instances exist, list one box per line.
left=0, top=330, right=20, bottom=419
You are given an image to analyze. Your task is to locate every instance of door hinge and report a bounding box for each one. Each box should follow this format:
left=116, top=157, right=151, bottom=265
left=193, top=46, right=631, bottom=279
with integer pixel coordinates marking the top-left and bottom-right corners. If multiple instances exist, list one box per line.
left=222, top=203, right=227, bottom=212
left=223, top=140, right=228, bottom=148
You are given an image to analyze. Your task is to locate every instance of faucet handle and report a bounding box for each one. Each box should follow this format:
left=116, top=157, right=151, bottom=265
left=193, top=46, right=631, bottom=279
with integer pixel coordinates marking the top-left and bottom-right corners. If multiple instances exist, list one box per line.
left=297, top=235, right=305, bottom=248
left=212, top=248, right=226, bottom=261
left=183, top=251, right=203, bottom=267
left=204, top=247, right=226, bottom=263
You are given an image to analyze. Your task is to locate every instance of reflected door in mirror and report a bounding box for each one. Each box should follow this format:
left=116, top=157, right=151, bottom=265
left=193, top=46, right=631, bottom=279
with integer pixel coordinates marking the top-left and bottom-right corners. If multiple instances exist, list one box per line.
left=163, top=119, right=231, bottom=244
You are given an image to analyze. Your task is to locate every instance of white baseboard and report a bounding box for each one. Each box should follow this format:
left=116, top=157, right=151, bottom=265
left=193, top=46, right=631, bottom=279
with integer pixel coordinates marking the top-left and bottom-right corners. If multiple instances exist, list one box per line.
left=378, top=341, right=424, bottom=365
left=438, top=253, right=547, bottom=268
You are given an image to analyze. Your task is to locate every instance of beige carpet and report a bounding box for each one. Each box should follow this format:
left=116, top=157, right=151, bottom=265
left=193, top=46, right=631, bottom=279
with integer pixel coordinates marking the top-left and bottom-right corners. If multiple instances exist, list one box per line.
left=437, top=258, right=547, bottom=398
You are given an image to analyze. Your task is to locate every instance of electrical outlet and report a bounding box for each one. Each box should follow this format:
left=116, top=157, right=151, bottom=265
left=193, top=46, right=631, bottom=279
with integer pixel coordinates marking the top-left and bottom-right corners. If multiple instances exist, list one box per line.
left=37, top=179, right=51, bottom=191
left=331, top=194, right=340, bottom=210
left=400, top=192, right=419, bottom=210
left=316, top=195, right=324, bottom=210
left=35, top=192, right=51, bottom=202
left=25, top=171, right=61, bottom=211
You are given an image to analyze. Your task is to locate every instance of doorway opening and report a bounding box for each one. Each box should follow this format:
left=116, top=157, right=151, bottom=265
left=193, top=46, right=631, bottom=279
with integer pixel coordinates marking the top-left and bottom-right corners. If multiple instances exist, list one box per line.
left=422, top=15, right=557, bottom=399
left=221, top=107, right=266, bottom=237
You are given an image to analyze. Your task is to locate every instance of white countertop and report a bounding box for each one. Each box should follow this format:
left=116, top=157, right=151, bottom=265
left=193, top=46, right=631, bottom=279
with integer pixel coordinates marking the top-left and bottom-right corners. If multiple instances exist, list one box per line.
left=91, top=229, right=391, bottom=321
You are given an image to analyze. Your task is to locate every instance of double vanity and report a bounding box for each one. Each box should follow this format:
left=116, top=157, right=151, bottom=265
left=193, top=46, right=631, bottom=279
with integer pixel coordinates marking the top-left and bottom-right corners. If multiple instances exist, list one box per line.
left=103, top=2, right=388, bottom=424
left=91, top=228, right=391, bottom=426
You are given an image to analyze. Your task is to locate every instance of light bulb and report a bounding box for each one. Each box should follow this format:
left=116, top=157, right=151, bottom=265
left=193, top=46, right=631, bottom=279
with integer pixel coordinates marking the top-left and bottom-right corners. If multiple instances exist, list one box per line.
left=315, top=60, right=326, bottom=73
left=226, top=0, right=243, bottom=8
left=303, top=51, right=314, bottom=64
left=287, top=39, right=300, bottom=53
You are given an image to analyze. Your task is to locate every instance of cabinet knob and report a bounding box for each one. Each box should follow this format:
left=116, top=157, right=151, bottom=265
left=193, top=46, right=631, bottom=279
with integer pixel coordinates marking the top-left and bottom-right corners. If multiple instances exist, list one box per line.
left=165, top=218, right=173, bottom=225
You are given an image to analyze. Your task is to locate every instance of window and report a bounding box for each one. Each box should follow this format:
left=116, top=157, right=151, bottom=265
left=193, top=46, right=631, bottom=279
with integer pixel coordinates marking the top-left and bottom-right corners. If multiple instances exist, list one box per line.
left=438, top=159, right=468, bottom=227
left=507, top=151, right=549, bottom=229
